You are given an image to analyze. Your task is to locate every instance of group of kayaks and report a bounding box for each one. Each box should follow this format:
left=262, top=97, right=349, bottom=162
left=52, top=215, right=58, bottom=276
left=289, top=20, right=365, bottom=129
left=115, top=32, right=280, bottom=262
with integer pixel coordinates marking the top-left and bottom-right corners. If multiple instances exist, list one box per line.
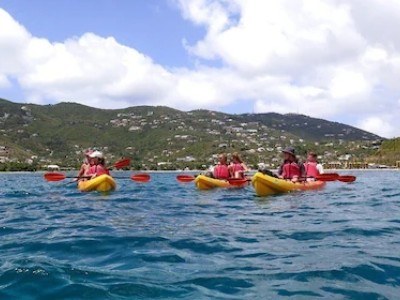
left=193, top=172, right=327, bottom=196
left=179, top=171, right=356, bottom=196
left=45, top=163, right=355, bottom=196
left=71, top=172, right=329, bottom=196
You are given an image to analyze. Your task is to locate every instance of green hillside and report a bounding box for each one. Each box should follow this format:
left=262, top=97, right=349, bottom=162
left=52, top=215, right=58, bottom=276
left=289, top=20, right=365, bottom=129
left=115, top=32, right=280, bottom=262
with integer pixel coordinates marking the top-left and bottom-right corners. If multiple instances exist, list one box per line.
left=371, top=138, right=400, bottom=165
left=0, top=98, right=384, bottom=170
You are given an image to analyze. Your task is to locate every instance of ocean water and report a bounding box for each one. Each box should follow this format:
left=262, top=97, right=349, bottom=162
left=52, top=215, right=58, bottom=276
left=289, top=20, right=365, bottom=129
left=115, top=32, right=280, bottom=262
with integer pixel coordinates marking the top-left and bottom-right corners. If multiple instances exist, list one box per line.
left=0, top=171, right=399, bottom=299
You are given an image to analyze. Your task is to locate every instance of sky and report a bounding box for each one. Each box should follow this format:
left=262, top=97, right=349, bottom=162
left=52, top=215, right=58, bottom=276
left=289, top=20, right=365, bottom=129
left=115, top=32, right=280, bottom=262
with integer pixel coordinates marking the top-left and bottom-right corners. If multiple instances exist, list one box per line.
left=1, top=0, right=400, bottom=138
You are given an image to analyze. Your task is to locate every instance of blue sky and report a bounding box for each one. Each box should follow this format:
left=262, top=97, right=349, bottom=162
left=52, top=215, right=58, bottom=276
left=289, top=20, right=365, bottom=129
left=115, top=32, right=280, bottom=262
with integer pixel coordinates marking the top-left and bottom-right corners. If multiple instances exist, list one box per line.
left=0, top=0, right=203, bottom=67
left=1, top=1, right=400, bottom=137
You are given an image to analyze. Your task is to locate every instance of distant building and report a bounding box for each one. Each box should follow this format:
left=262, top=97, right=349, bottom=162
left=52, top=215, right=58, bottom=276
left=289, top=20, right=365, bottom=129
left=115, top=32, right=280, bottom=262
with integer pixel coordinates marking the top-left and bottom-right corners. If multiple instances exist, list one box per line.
left=47, top=165, right=60, bottom=171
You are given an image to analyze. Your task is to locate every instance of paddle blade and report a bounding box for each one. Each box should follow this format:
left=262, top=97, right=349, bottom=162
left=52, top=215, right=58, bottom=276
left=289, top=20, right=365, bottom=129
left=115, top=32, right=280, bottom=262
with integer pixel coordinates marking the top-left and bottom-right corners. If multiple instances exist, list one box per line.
left=176, top=175, right=196, bottom=182
left=113, top=158, right=131, bottom=169
left=315, top=174, right=339, bottom=181
left=131, top=173, right=150, bottom=182
left=322, top=173, right=339, bottom=177
left=44, top=173, right=66, bottom=182
left=338, top=175, right=356, bottom=183
left=227, top=178, right=249, bottom=186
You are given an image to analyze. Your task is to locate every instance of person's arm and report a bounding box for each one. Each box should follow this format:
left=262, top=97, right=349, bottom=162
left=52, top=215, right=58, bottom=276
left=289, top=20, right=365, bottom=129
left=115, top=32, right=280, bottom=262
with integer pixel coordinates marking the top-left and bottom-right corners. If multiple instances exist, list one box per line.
left=300, top=163, right=306, bottom=178
left=228, top=164, right=233, bottom=177
left=317, top=164, right=324, bottom=174
left=77, top=164, right=85, bottom=177
left=277, top=164, right=283, bottom=176
left=74, top=164, right=86, bottom=181
left=241, top=163, right=248, bottom=172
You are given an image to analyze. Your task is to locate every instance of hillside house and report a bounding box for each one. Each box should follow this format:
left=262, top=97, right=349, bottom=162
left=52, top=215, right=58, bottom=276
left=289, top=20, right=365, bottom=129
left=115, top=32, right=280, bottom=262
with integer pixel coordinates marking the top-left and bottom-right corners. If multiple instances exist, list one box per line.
left=247, top=129, right=258, bottom=133
left=177, top=156, right=196, bottom=162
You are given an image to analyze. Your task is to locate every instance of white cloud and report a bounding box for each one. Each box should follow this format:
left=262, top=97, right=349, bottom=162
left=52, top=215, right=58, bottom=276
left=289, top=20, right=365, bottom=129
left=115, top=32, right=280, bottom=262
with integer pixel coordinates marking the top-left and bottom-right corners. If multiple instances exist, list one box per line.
left=358, top=116, right=397, bottom=138
left=1, top=2, right=400, bottom=137
left=0, top=74, right=10, bottom=88
left=175, top=0, right=400, bottom=137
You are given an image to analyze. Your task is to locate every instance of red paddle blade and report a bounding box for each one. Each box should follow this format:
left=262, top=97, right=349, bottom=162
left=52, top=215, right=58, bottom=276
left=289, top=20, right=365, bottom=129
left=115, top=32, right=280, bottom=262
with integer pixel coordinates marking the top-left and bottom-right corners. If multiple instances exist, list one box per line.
left=227, top=178, right=248, bottom=186
left=176, top=175, right=196, bottom=182
left=131, top=173, right=150, bottom=182
left=338, top=175, right=356, bottom=183
left=44, top=173, right=66, bottom=181
left=113, top=158, right=131, bottom=169
left=322, top=173, right=339, bottom=177
left=315, top=174, right=339, bottom=181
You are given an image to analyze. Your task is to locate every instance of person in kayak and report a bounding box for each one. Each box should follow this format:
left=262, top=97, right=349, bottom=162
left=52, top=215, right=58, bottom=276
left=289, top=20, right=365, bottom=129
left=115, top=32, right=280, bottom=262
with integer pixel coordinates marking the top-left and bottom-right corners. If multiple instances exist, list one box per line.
left=76, top=149, right=93, bottom=180
left=88, top=151, right=110, bottom=178
left=304, top=152, right=324, bottom=177
left=209, top=153, right=230, bottom=179
left=278, top=147, right=305, bottom=182
left=229, top=152, right=248, bottom=178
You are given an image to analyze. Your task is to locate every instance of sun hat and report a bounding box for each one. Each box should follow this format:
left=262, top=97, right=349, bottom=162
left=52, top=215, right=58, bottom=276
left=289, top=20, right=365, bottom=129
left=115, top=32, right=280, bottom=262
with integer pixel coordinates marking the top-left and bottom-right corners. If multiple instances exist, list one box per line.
left=282, top=147, right=296, bottom=156
left=84, top=149, right=94, bottom=156
left=89, top=150, right=104, bottom=159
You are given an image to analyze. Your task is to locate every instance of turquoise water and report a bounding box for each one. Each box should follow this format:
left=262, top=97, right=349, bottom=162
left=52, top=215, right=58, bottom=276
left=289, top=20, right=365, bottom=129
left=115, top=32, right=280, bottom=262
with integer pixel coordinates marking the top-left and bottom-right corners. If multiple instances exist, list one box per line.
left=0, top=171, right=399, bottom=299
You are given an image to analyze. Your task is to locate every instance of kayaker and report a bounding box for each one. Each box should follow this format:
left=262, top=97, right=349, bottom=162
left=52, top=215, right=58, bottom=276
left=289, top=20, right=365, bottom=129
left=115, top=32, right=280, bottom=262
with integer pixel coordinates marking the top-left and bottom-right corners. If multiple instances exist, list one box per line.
left=75, top=149, right=93, bottom=180
left=88, top=151, right=110, bottom=178
left=209, top=153, right=230, bottom=179
left=278, top=147, right=305, bottom=182
left=229, top=152, right=248, bottom=178
left=304, top=152, right=324, bottom=179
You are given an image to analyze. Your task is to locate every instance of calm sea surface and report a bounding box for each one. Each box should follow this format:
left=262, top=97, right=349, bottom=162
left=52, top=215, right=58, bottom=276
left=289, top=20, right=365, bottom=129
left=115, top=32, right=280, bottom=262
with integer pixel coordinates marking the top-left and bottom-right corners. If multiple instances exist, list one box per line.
left=0, top=171, right=399, bottom=299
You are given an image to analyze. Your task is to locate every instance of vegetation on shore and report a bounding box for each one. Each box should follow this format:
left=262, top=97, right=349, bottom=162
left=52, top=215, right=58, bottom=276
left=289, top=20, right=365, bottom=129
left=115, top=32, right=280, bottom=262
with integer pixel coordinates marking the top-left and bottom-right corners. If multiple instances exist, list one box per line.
left=371, top=138, right=400, bottom=165
left=0, top=97, right=389, bottom=170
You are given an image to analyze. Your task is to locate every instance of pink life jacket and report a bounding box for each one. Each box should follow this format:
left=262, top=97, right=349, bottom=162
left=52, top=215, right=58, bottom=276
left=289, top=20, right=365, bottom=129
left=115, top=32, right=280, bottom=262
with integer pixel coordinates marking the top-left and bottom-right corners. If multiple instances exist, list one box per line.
left=213, top=164, right=229, bottom=179
left=89, top=165, right=110, bottom=176
left=231, top=163, right=245, bottom=178
left=304, top=162, right=320, bottom=177
left=282, top=162, right=301, bottom=179
left=231, top=163, right=244, bottom=173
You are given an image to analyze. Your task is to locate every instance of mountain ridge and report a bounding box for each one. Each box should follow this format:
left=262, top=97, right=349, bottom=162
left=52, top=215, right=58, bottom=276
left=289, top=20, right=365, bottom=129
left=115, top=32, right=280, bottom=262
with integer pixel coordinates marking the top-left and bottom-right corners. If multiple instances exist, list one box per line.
left=0, top=97, right=382, bottom=169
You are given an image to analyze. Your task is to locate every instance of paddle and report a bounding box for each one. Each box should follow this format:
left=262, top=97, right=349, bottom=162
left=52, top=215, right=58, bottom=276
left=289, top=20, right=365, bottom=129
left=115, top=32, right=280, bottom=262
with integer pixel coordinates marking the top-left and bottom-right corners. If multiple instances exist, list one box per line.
left=130, top=173, right=151, bottom=182
left=315, top=173, right=339, bottom=181
left=44, top=158, right=150, bottom=182
left=176, top=175, right=196, bottom=182
left=63, top=158, right=132, bottom=184
left=337, top=175, right=356, bottom=183
left=44, top=172, right=150, bottom=182
left=112, top=158, right=131, bottom=170
left=226, top=178, right=251, bottom=186
left=258, top=171, right=351, bottom=183
left=315, top=173, right=356, bottom=182
left=44, top=158, right=137, bottom=182
left=44, top=173, right=89, bottom=182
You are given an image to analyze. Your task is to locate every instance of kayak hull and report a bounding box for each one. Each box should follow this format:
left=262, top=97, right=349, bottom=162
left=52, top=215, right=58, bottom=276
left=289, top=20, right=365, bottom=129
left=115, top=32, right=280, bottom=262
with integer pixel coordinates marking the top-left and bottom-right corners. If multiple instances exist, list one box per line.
left=195, top=175, right=247, bottom=190
left=252, top=172, right=326, bottom=196
left=78, top=174, right=116, bottom=192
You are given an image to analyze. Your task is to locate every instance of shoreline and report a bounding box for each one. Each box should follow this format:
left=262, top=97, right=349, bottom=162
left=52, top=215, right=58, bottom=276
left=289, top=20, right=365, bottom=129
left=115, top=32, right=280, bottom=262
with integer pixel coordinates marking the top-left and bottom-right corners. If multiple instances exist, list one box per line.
left=1, top=168, right=399, bottom=174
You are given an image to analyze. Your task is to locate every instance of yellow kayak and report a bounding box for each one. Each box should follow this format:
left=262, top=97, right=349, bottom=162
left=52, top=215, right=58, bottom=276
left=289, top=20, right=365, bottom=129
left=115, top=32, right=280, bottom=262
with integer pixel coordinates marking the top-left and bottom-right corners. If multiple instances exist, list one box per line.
left=78, top=174, right=116, bottom=192
left=252, top=172, right=326, bottom=196
left=194, top=175, right=248, bottom=190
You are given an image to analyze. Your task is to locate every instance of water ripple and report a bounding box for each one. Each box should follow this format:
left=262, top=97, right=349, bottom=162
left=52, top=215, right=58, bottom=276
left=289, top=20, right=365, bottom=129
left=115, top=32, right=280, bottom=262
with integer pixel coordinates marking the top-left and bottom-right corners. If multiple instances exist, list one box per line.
left=0, top=171, right=399, bottom=298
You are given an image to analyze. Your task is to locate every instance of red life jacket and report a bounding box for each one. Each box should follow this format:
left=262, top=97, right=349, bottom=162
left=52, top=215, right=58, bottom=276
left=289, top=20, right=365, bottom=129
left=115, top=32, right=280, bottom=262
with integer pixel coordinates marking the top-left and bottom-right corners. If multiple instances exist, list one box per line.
left=282, top=162, right=301, bottom=179
left=213, top=164, right=229, bottom=179
left=304, top=162, right=320, bottom=177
